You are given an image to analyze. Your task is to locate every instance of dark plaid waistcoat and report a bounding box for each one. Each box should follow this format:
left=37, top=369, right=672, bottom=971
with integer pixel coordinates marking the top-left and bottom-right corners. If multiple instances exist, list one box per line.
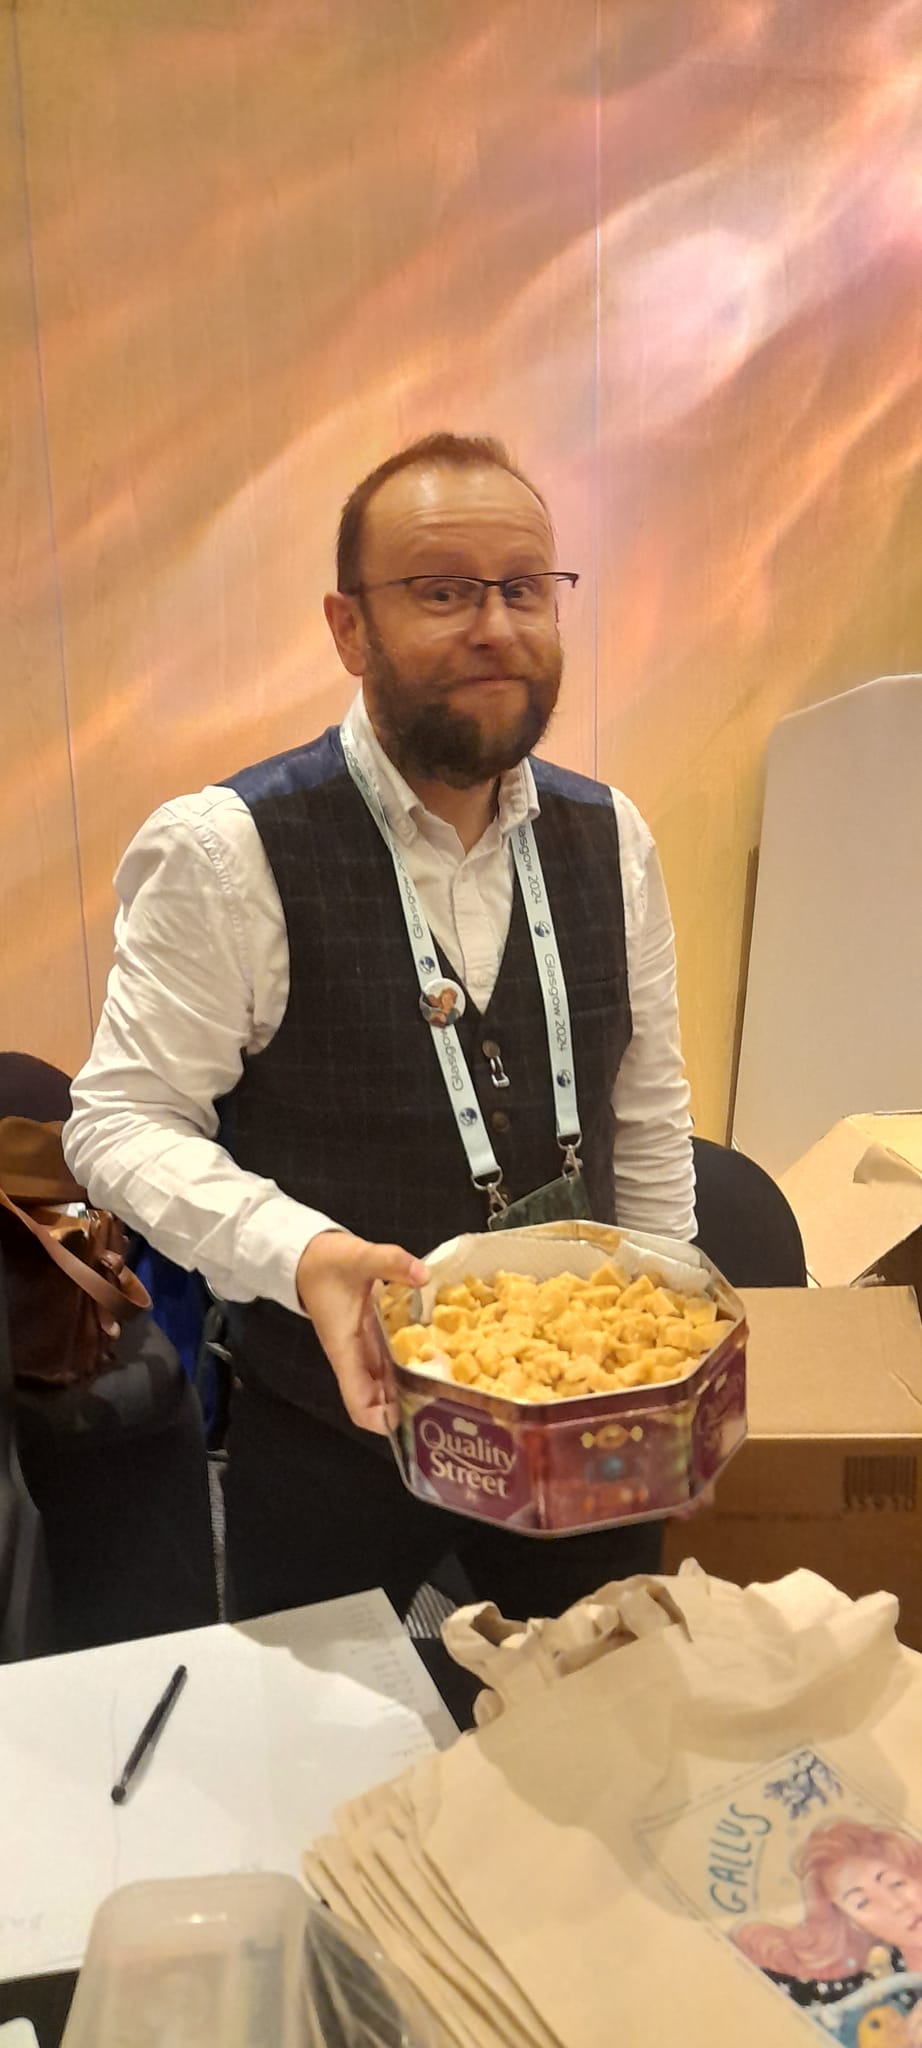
left=219, top=725, right=632, bottom=1426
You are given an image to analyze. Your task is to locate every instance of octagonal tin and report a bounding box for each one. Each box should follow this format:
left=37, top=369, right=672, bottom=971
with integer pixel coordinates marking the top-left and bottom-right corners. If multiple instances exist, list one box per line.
left=379, top=1222, right=747, bottom=1537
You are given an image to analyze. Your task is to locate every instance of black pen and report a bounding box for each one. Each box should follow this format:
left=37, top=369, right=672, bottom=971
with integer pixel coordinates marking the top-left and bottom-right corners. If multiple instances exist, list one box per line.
left=110, top=1664, right=188, bottom=1804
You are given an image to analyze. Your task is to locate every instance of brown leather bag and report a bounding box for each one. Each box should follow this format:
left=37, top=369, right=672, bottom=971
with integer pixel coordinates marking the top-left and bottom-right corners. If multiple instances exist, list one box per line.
left=0, top=1117, right=151, bottom=1386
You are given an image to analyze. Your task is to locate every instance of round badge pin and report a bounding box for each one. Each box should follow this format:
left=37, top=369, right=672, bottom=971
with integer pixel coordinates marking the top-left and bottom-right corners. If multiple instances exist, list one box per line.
left=419, top=978, right=465, bottom=1029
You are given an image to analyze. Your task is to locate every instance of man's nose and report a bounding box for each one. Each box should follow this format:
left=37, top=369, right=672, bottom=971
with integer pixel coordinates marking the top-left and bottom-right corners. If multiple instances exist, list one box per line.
left=469, top=585, right=518, bottom=646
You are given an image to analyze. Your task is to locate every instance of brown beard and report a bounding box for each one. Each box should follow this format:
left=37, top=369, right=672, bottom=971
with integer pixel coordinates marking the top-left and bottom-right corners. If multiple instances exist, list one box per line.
left=362, top=621, right=563, bottom=788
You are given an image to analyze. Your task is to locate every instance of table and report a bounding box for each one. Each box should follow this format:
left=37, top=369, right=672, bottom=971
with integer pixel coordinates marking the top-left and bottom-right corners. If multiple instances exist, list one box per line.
left=0, top=1609, right=472, bottom=2048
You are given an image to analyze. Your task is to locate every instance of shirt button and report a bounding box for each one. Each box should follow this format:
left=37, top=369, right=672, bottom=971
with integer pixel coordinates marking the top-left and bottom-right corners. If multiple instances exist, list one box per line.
left=491, top=1111, right=510, bottom=1134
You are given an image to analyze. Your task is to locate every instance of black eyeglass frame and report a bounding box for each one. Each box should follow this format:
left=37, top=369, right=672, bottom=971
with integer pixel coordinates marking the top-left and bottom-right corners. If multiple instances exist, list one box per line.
left=343, top=571, right=580, bottom=604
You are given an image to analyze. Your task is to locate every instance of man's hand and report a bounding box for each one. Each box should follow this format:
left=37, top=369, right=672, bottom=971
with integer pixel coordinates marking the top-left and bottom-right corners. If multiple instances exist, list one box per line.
left=296, top=1230, right=428, bottom=1434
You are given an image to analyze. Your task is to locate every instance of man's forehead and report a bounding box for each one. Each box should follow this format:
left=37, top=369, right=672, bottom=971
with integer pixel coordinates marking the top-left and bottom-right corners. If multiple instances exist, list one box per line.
left=363, top=462, right=553, bottom=562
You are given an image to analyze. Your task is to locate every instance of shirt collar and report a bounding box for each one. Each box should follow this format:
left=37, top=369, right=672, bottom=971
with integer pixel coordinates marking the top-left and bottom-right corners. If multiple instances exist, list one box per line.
left=341, top=690, right=539, bottom=847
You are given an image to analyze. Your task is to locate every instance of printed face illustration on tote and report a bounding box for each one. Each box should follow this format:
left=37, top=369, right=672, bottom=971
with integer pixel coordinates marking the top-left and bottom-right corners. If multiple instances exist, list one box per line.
left=638, top=1749, right=922, bottom=2046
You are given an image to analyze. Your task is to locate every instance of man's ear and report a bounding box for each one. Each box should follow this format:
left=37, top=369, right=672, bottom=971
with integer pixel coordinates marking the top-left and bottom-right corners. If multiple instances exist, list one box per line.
left=324, top=591, right=367, bottom=678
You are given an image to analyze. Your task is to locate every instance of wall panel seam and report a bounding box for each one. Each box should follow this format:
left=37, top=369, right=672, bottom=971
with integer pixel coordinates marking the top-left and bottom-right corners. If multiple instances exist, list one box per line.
left=11, top=0, right=94, bottom=1045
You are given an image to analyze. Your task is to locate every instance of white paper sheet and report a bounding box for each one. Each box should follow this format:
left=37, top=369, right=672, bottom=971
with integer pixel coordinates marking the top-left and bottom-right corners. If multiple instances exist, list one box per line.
left=0, top=1589, right=457, bottom=1982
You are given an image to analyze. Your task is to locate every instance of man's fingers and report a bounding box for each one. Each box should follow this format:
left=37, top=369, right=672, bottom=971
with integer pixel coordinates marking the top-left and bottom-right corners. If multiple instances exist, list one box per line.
left=358, top=1243, right=428, bottom=1289
left=296, top=1231, right=424, bottom=1434
left=329, top=1296, right=396, bottom=1435
left=334, top=1331, right=390, bottom=1435
left=361, top=1290, right=392, bottom=1366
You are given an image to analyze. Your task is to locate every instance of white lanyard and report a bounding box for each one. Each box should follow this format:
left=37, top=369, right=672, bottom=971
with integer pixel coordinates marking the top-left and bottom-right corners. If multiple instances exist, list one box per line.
left=340, top=728, right=582, bottom=1199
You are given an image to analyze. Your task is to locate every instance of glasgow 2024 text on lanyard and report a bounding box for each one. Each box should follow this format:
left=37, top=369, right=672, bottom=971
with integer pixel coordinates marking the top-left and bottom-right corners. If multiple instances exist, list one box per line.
left=340, top=728, right=590, bottom=1228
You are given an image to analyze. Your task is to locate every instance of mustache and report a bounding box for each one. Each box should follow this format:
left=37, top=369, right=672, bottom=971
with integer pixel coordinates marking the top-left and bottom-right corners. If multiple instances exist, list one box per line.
left=439, top=671, right=527, bottom=686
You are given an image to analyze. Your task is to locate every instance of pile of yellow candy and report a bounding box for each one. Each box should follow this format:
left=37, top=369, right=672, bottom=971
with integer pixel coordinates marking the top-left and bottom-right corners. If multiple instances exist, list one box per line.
left=388, top=1262, right=736, bottom=1403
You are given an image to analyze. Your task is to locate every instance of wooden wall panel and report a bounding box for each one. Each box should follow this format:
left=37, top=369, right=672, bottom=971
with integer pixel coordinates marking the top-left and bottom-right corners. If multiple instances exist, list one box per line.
left=0, top=2, right=92, bottom=1073
left=10, top=0, right=920, bottom=1135
left=17, top=0, right=600, bottom=1020
left=597, top=1, right=922, bottom=1138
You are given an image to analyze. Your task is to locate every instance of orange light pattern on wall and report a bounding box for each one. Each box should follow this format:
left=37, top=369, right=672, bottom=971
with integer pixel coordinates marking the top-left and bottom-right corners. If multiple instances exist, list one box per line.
left=3, top=0, right=921, bottom=1133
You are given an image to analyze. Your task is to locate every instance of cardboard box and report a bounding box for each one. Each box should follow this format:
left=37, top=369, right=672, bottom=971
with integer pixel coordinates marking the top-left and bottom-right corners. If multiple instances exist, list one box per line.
left=778, top=1111, right=922, bottom=1296
left=664, top=1284, right=922, bottom=1649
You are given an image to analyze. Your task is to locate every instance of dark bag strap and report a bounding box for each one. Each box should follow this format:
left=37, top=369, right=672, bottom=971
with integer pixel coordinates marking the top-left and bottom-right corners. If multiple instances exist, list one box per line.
left=0, top=1184, right=150, bottom=1321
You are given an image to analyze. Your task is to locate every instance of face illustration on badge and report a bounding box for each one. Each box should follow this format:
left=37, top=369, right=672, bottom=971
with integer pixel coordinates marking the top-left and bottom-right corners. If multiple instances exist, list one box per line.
left=419, top=978, right=465, bottom=1030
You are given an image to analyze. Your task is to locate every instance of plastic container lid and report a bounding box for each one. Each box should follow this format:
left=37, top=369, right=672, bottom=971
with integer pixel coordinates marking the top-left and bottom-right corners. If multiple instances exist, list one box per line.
left=60, top=1873, right=443, bottom=2047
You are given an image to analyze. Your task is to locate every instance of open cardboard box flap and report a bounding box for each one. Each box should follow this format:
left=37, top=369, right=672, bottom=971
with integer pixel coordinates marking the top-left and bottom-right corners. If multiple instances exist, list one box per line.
left=778, top=1112, right=922, bottom=1288
left=738, top=1283, right=922, bottom=1437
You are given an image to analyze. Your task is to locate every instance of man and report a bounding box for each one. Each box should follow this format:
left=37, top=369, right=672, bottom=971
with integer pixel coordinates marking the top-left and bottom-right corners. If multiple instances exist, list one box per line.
left=65, top=432, right=695, bottom=1624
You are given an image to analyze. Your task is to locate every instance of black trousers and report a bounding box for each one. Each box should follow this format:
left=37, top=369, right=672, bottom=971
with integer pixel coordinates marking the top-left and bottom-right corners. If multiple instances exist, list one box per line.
left=223, top=1379, right=662, bottom=1625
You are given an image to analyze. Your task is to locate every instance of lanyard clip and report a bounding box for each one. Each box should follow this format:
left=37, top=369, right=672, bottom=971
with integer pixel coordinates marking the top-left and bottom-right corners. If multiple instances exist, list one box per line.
left=473, top=1171, right=510, bottom=1220
left=482, top=1039, right=510, bottom=1090
left=560, top=1139, right=583, bottom=1182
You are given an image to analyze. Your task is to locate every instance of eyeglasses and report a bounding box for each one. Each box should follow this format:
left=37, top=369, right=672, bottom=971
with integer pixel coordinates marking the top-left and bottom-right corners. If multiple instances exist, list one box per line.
left=347, top=572, right=579, bottom=619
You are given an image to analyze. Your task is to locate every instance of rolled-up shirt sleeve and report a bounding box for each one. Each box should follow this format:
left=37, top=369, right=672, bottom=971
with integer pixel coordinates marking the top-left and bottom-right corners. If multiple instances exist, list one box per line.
left=610, top=793, right=696, bottom=1241
left=63, top=797, right=338, bottom=1312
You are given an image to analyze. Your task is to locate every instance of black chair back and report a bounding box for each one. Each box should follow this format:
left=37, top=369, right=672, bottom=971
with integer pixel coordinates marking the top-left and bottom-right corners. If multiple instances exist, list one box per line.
left=692, top=1135, right=807, bottom=1288
left=0, top=1051, right=72, bottom=1122
left=0, top=1248, right=51, bottom=1659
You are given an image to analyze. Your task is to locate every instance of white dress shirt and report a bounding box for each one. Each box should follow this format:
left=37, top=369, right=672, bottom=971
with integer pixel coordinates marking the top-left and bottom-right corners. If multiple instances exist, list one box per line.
left=64, top=693, right=695, bottom=1313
